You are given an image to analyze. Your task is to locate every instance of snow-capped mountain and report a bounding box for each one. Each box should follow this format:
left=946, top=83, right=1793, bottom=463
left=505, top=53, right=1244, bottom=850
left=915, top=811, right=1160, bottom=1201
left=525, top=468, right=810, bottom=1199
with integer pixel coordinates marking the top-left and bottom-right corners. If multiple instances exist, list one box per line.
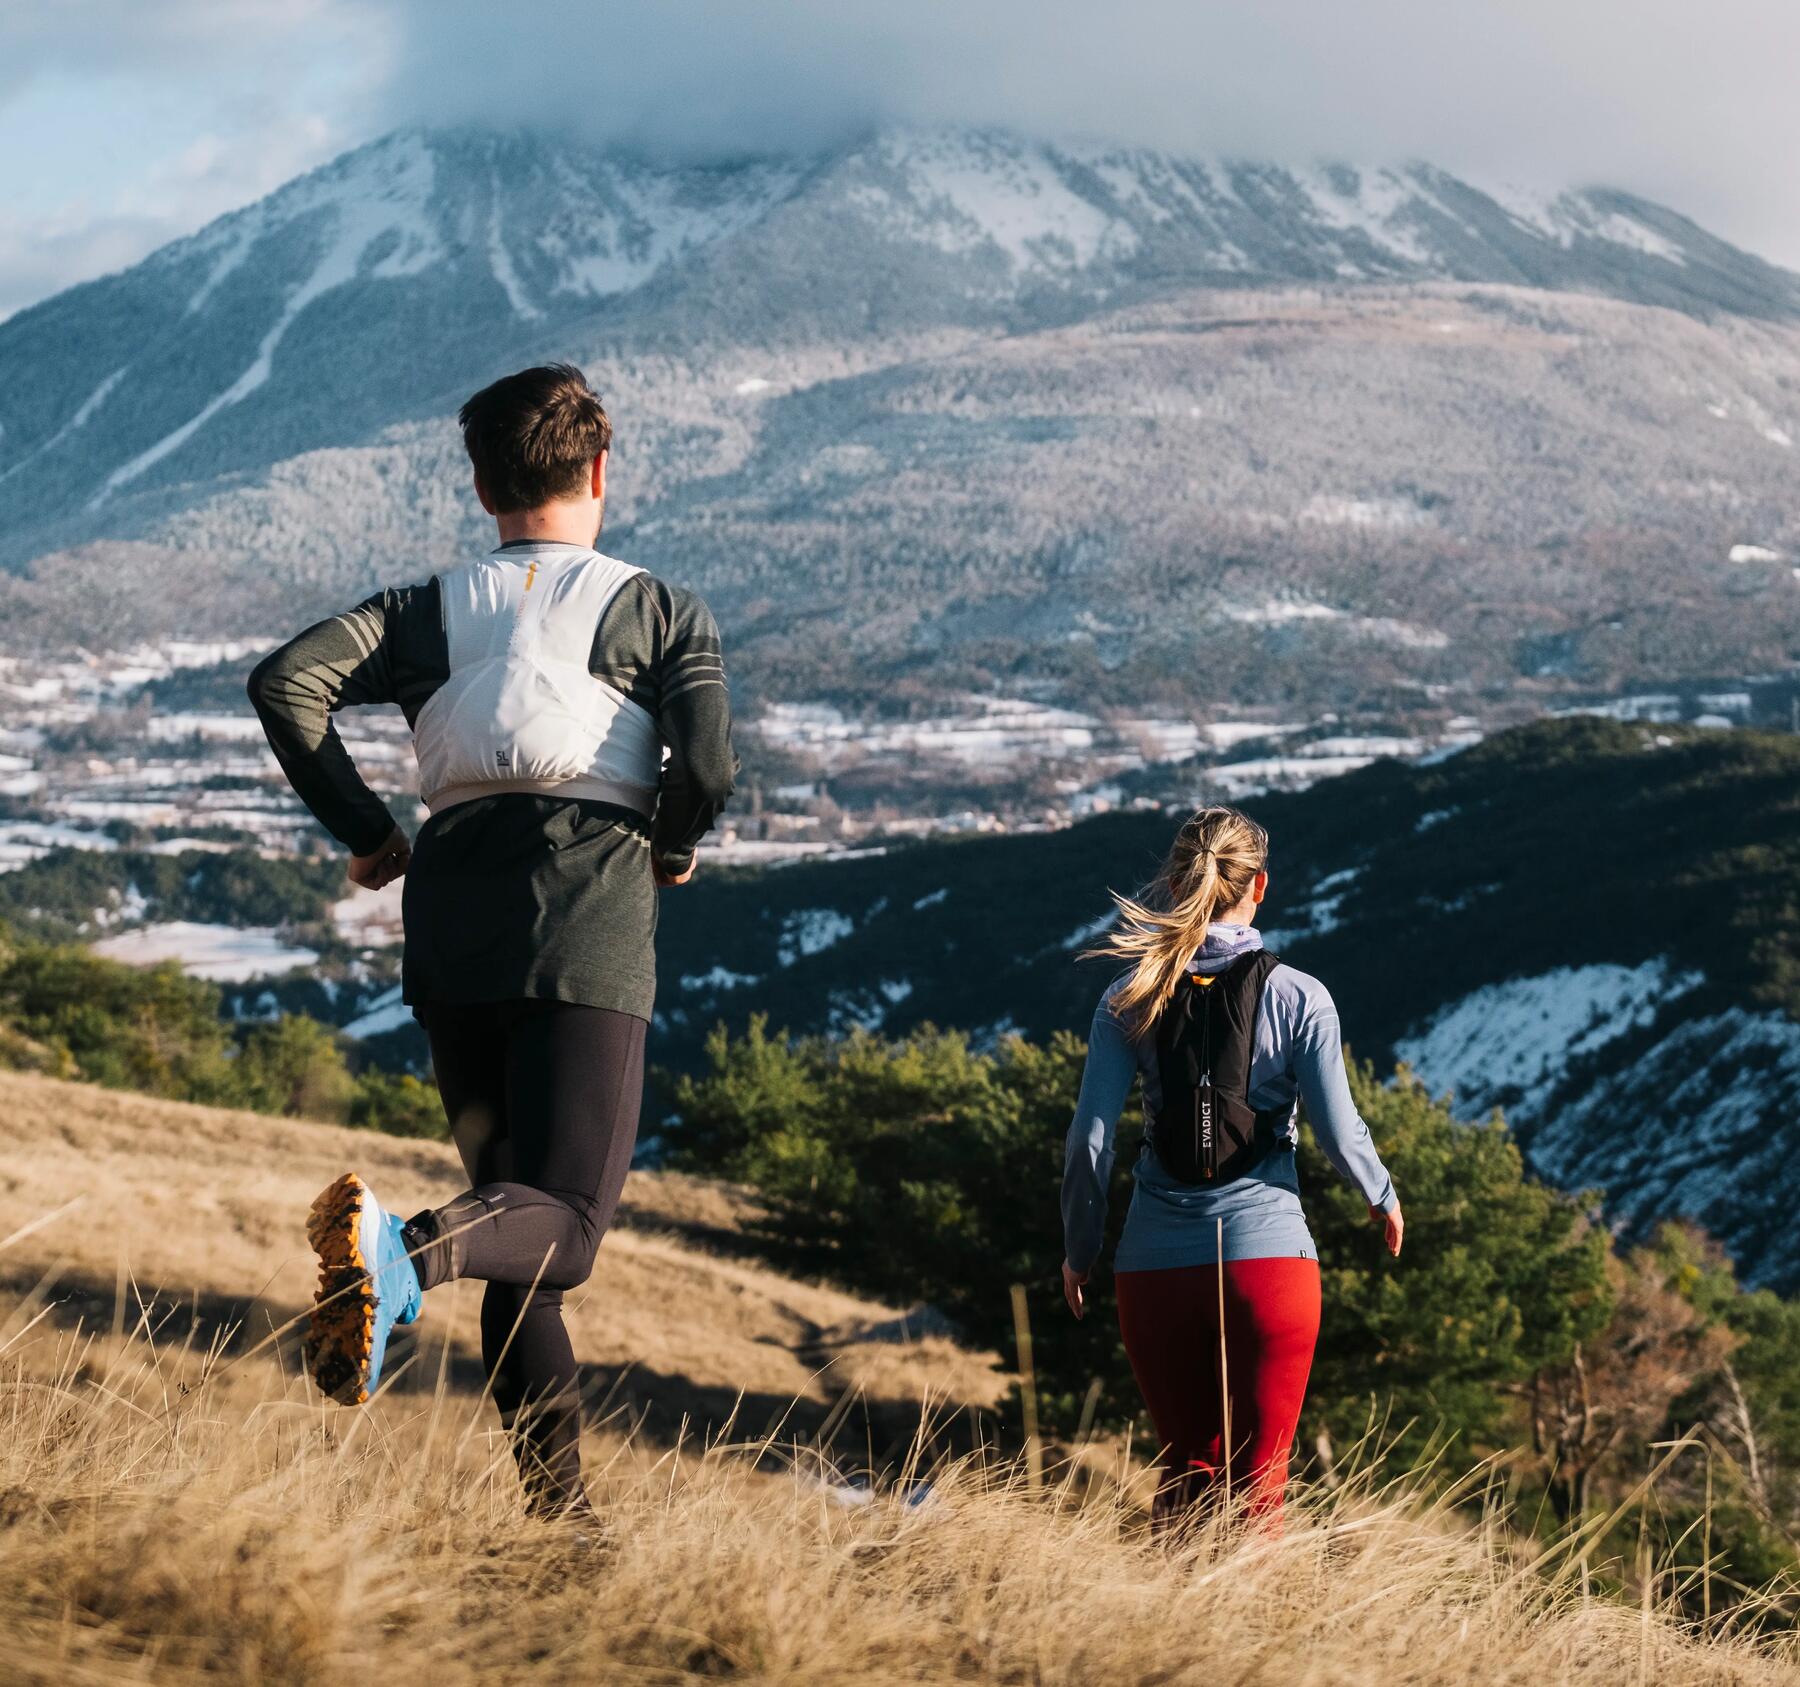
left=3, top=125, right=1800, bottom=716
left=4, top=126, right=1794, bottom=538
left=0, top=130, right=798, bottom=536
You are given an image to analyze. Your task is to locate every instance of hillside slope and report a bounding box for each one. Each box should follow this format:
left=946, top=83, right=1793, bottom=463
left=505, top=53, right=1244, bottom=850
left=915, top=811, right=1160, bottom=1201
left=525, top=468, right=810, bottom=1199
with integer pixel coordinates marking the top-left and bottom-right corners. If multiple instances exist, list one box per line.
left=0, top=1068, right=1005, bottom=1446
left=3, top=1055, right=1797, bottom=1681
left=649, top=717, right=1800, bottom=1287
left=16, top=715, right=1800, bottom=1286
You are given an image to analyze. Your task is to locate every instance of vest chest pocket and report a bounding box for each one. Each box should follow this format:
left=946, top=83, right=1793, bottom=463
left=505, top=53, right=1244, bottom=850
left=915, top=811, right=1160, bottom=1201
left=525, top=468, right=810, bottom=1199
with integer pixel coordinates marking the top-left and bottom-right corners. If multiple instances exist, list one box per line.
left=487, top=656, right=616, bottom=782
left=416, top=656, right=614, bottom=792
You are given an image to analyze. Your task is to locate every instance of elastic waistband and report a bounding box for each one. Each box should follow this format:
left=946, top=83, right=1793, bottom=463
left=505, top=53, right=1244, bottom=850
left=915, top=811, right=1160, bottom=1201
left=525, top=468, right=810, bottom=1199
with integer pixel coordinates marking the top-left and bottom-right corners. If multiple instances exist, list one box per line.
left=425, top=775, right=656, bottom=820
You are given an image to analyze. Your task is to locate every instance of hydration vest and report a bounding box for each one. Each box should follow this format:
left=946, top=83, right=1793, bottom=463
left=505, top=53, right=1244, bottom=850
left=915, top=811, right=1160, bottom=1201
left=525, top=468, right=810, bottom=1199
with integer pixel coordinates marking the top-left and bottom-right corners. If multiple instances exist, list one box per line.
left=1151, top=949, right=1289, bottom=1187
left=413, top=547, right=663, bottom=819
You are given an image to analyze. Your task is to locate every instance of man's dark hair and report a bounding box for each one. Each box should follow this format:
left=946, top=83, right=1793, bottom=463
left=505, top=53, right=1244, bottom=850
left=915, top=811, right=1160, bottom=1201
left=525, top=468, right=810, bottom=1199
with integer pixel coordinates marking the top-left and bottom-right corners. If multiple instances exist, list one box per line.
left=457, top=363, right=613, bottom=513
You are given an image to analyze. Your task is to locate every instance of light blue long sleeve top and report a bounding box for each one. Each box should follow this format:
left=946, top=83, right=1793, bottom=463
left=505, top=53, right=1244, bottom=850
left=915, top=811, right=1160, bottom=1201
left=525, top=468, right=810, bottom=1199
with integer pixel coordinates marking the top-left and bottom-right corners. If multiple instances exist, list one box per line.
left=1061, top=923, right=1398, bottom=1274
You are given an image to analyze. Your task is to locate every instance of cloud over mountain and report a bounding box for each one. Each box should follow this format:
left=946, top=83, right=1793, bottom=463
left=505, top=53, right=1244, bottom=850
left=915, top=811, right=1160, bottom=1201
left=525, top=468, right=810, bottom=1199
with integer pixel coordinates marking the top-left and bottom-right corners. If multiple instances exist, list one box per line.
left=3, top=2, right=1798, bottom=318
left=379, top=1, right=1800, bottom=262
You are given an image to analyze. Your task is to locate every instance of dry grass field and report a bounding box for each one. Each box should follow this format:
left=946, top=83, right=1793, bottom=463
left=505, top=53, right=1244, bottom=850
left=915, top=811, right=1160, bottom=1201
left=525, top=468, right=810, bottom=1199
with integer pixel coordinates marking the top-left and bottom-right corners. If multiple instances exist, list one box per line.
left=1, top=1069, right=1795, bottom=1684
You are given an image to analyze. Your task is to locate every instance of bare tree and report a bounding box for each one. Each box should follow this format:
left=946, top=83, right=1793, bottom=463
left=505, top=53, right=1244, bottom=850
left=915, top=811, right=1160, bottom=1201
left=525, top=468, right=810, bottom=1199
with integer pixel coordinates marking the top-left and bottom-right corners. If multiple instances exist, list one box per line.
left=1530, top=1248, right=1736, bottom=1519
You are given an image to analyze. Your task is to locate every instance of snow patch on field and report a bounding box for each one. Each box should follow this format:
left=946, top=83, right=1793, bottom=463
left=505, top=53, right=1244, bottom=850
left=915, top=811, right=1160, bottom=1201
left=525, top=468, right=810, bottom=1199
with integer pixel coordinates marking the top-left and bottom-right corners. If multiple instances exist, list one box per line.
left=1292, top=166, right=1431, bottom=267
left=1222, top=598, right=1343, bottom=626
left=1299, top=493, right=1430, bottom=530
left=1263, top=868, right=1359, bottom=948
left=778, top=908, right=855, bottom=966
left=826, top=978, right=915, bottom=1033
left=1208, top=755, right=1378, bottom=794
left=1062, top=909, right=1117, bottom=952
left=753, top=696, right=1183, bottom=773
left=342, top=985, right=412, bottom=1040
left=878, top=131, right=1135, bottom=272
left=540, top=156, right=801, bottom=298
left=91, top=922, right=319, bottom=982
left=91, top=881, right=148, bottom=929
left=1481, top=181, right=1570, bottom=240
left=148, top=713, right=269, bottom=742
left=0, top=821, right=120, bottom=870
left=332, top=883, right=404, bottom=949
left=1555, top=694, right=1684, bottom=724
left=1395, top=960, right=1701, bottom=1121
left=0, top=367, right=128, bottom=486
left=1222, top=596, right=1446, bottom=649
left=1356, top=617, right=1451, bottom=651
left=1589, top=211, right=1686, bottom=265
left=681, top=965, right=762, bottom=993
left=1204, top=721, right=1306, bottom=750
left=1472, top=181, right=1689, bottom=267
left=487, top=207, right=543, bottom=321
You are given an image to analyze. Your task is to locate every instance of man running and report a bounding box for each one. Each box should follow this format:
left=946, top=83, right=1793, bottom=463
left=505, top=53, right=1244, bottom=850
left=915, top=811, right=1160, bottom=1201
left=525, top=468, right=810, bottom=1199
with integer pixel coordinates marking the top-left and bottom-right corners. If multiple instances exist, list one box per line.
left=248, top=363, right=734, bottom=1517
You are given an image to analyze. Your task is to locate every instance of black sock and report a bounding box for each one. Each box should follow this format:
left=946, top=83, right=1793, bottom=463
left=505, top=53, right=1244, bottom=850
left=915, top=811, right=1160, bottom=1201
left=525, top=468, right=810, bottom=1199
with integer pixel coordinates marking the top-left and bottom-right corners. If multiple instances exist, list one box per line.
left=403, top=1211, right=453, bottom=1292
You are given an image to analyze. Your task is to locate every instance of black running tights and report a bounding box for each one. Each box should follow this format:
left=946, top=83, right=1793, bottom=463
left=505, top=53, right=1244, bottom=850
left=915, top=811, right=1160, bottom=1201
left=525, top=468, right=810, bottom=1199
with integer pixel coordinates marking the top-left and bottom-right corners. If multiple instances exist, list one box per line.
left=410, top=1000, right=644, bottom=1515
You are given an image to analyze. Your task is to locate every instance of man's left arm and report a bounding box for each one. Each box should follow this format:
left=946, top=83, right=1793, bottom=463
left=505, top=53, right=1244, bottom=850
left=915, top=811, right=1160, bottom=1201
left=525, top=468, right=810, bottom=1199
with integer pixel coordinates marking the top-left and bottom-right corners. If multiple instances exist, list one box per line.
left=649, top=589, right=736, bottom=879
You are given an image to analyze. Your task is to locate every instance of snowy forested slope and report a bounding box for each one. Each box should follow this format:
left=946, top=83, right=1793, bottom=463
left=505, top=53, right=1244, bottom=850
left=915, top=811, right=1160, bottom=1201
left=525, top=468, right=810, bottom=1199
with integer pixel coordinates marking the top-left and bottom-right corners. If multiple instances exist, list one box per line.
left=643, top=717, right=1800, bottom=1288
left=3, top=127, right=1799, bottom=719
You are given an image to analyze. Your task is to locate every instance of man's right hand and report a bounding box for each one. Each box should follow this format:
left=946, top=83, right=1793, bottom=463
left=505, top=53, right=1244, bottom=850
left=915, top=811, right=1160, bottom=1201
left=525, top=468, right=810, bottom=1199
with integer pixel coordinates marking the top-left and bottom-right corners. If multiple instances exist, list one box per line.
left=653, top=852, right=697, bottom=887
left=349, top=826, right=411, bottom=890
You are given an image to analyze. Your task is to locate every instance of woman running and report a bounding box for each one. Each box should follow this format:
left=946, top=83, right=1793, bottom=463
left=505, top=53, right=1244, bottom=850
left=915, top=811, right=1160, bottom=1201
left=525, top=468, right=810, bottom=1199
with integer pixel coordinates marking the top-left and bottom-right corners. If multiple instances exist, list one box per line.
left=1060, top=805, right=1403, bottom=1525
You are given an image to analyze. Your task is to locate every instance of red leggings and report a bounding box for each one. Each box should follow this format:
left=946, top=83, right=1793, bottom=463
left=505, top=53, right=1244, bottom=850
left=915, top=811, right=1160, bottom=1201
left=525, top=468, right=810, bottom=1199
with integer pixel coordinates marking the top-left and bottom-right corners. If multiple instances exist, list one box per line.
left=1115, top=1258, right=1321, bottom=1525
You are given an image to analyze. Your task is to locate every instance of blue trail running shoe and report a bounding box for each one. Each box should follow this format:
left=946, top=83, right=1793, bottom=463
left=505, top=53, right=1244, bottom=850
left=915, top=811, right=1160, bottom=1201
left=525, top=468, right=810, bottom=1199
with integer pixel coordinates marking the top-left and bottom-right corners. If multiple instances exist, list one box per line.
left=303, top=1172, right=423, bottom=1405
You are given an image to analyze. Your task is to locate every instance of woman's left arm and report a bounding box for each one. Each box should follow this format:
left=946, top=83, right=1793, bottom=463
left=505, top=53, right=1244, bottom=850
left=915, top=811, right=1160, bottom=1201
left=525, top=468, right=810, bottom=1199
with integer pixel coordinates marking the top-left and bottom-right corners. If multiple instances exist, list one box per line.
left=1292, top=988, right=1399, bottom=1217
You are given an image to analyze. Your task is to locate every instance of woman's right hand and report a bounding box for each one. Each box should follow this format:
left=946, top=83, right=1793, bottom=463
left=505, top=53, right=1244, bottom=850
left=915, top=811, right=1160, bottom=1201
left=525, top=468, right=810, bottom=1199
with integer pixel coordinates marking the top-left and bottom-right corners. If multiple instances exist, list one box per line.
left=1370, top=1202, right=1404, bottom=1258
left=1061, top=1258, right=1088, bottom=1320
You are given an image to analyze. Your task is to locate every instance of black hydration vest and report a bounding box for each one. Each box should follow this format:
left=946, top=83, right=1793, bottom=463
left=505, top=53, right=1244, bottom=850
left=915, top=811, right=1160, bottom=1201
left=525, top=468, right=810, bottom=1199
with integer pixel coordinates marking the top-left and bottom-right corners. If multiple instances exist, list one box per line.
left=1151, top=949, right=1290, bottom=1187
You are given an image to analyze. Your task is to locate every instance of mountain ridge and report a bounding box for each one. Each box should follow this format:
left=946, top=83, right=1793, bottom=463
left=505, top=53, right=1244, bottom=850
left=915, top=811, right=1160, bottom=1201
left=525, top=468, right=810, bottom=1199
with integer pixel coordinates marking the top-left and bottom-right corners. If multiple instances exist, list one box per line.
left=6, top=123, right=1796, bottom=539
left=3, top=124, right=1800, bottom=725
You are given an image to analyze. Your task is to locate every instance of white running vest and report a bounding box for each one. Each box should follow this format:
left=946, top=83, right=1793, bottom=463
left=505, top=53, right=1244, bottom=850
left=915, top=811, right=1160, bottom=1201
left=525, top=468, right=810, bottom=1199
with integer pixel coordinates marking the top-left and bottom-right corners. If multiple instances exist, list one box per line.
left=413, top=547, right=664, bottom=819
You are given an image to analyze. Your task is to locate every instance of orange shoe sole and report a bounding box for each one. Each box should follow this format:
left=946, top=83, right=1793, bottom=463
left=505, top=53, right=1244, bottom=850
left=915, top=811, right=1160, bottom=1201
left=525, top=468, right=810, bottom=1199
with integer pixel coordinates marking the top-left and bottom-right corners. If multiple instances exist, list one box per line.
left=303, top=1172, right=376, bottom=1405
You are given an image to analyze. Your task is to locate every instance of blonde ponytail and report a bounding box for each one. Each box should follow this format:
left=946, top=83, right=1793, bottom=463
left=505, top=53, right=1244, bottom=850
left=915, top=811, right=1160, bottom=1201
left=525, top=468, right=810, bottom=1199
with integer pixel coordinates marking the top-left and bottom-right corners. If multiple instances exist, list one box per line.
left=1084, top=805, right=1270, bottom=1038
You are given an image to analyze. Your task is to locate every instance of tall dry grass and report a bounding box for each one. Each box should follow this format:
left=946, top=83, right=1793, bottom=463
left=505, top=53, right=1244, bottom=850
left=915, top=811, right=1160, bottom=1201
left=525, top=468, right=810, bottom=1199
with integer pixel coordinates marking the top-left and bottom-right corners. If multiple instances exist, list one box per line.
left=1, top=1070, right=1796, bottom=1683
left=1, top=1259, right=1794, bottom=1680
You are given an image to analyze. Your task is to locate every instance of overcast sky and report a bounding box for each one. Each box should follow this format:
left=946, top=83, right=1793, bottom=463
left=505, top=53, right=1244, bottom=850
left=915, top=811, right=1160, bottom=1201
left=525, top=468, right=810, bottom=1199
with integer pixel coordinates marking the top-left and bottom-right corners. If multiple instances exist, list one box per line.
left=4, top=0, right=1798, bottom=319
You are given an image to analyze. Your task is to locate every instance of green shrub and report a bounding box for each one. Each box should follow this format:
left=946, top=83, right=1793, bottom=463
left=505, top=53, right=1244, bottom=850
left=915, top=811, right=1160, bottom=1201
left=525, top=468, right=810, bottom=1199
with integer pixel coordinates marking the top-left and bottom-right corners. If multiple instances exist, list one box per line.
left=1301, top=1065, right=1614, bottom=1459
left=0, top=925, right=446, bottom=1141
left=0, top=939, right=240, bottom=1103
left=661, top=1021, right=1613, bottom=1456
left=351, top=1068, right=449, bottom=1140
left=234, top=1015, right=357, bottom=1121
